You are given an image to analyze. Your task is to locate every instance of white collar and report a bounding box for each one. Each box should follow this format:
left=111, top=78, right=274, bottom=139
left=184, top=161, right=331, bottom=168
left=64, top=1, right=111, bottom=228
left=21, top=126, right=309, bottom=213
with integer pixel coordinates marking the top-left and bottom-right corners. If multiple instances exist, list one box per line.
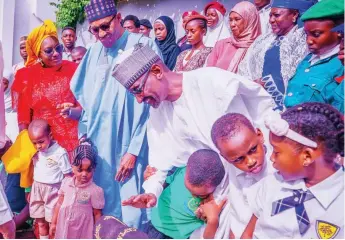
left=280, top=168, right=344, bottom=209
left=309, top=44, right=340, bottom=65
left=259, top=4, right=271, bottom=14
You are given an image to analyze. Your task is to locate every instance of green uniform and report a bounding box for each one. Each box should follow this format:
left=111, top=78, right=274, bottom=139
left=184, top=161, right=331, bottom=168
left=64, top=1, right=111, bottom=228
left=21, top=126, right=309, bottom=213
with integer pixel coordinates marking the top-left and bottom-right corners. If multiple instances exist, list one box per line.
left=284, top=53, right=344, bottom=113
left=151, top=167, right=204, bottom=239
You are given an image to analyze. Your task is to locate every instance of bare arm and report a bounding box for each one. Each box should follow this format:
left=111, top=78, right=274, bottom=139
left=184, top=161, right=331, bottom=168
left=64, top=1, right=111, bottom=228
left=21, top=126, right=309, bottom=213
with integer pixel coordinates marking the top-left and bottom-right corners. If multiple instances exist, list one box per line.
left=93, top=209, right=102, bottom=223
left=240, top=215, right=258, bottom=239
left=230, top=229, right=235, bottom=239
left=13, top=204, right=30, bottom=229
left=49, top=194, right=64, bottom=238
left=203, top=218, right=219, bottom=239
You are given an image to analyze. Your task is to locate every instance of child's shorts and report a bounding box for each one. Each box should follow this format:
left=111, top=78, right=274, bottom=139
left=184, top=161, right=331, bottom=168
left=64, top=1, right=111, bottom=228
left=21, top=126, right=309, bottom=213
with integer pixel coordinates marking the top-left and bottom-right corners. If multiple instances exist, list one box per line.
left=29, top=181, right=61, bottom=222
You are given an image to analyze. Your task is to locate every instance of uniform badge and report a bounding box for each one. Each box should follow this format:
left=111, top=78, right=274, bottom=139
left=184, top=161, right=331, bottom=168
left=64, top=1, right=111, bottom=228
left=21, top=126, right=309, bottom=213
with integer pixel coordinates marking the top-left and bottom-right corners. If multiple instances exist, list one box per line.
left=77, top=191, right=91, bottom=204
left=316, top=220, right=340, bottom=239
left=46, top=158, right=58, bottom=168
left=184, top=197, right=201, bottom=216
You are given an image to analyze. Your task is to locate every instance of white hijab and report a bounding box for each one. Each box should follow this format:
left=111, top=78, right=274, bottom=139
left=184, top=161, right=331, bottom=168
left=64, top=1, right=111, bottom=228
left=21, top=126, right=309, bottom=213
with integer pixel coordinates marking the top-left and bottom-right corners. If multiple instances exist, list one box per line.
left=204, top=9, right=231, bottom=47
left=3, top=69, right=13, bottom=112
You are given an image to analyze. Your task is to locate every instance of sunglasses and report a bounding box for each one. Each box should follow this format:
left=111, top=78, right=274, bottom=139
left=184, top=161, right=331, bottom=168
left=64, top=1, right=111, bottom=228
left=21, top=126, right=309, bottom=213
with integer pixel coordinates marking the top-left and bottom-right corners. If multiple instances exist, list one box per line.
left=129, top=69, right=151, bottom=95
left=89, top=15, right=116, bottom=35
left=41, top=44, right=63, bottom=57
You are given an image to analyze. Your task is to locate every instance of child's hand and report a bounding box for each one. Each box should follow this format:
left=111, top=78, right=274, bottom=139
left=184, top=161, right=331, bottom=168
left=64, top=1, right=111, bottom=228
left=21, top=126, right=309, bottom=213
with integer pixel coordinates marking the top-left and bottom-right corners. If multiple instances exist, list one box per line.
left=49, top=223, right=56, bottom=238
left=122, top=193, right=157, bottom=208
left=57, top=103, right=74, bottom=118
left=200, top=195, right=227, bottom=223
left=115, top=153, right=137, bottom=182
left=144, top=165, right=157, bottom=181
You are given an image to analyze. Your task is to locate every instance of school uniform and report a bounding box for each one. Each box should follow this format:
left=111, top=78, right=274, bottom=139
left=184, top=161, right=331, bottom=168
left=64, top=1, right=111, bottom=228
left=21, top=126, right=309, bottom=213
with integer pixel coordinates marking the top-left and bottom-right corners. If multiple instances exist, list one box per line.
left=285, top=44, right=344, bottom=113
left=229, top=149, right=276, bottom=238
left=247, top=168, right=344, bottom=238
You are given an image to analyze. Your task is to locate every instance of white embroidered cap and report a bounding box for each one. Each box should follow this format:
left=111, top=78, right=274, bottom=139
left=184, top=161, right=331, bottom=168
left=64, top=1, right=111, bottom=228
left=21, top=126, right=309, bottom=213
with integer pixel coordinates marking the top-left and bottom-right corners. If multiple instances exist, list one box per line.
left=112, top=43, right=160, bottom=89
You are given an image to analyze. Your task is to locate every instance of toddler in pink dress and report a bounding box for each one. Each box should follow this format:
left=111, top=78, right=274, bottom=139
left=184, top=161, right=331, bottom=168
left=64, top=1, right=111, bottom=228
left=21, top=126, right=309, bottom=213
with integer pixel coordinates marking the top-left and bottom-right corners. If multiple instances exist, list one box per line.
left=50, top=142, right=105, bottom=239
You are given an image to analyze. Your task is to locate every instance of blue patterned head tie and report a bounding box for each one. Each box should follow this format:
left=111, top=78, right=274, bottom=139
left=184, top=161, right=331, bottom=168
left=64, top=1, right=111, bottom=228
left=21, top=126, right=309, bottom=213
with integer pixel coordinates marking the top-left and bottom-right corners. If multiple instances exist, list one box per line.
left=85, top=0, right=117, bottom=23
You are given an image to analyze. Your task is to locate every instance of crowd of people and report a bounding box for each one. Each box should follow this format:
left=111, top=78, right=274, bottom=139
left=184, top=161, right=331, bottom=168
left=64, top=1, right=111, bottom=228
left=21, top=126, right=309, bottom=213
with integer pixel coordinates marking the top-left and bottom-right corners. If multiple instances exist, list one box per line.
left=0, top=0, right=344, bottom=239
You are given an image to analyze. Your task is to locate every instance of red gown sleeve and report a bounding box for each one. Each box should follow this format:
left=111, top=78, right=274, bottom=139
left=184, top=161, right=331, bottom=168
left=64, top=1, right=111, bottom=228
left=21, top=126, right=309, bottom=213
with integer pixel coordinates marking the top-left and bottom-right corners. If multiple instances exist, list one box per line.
left=12, top=67, right=31, bottom=125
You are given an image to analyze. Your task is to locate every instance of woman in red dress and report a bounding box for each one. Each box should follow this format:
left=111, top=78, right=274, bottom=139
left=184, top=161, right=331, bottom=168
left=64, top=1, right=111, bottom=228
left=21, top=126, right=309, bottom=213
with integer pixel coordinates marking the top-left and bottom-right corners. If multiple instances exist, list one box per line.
left=12, top=20, right=79, bottom=153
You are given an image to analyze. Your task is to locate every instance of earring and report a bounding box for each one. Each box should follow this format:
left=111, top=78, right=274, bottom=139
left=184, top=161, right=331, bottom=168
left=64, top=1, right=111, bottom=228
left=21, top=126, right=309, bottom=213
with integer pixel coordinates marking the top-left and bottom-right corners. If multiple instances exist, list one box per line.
left=38, top=58, right=45, bottom=67
left=293, top=18, right=297, bottom=23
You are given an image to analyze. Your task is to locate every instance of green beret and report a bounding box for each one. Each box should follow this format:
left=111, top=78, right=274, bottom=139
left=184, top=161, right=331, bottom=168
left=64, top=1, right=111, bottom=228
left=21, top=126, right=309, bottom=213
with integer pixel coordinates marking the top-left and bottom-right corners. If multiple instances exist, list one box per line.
left=301, top=0, right=344, bottom=21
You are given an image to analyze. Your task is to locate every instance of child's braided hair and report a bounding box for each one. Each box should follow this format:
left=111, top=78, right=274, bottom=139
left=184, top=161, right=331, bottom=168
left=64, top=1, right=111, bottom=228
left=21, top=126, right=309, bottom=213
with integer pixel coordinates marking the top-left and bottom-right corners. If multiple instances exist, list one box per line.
left=72, top=139, right=98, bottom=169
left=282, top=102, right=344, bottom=162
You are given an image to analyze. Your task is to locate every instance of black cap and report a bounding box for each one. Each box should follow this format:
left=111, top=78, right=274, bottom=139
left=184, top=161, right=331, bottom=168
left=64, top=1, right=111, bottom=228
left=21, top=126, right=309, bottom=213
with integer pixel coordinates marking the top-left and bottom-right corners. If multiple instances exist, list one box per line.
left=139, top=19, right=153, bottom=29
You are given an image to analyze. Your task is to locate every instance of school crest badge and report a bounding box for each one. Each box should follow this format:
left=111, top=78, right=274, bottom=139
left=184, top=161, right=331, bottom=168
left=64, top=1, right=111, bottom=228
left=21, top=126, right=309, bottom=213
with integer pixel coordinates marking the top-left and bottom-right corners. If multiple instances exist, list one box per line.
left=316, top=220, right=340, bottom=239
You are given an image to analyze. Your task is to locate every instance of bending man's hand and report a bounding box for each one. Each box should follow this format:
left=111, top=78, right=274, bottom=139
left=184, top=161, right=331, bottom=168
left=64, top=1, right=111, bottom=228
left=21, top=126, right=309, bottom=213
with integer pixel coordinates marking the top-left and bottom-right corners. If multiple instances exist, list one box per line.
left=115, top=153, right=137, bottom=182
left=122, top=193, right=157, bottom=208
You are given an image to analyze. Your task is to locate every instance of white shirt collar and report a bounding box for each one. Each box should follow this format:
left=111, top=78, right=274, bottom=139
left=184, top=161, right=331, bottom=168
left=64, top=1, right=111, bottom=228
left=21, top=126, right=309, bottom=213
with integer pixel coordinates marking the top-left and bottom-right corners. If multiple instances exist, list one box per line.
left=309, top=44, right=340, bottom=65
left=280, top=168, right=344, bottom=209
left=259, top=4, right=271, bottom=14
left=308, top=167, right=344, bottom=209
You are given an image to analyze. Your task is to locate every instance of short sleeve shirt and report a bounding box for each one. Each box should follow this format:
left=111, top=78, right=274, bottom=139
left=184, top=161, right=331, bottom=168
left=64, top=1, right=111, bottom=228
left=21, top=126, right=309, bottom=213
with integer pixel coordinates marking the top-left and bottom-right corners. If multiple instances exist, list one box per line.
left=33, top=142, right=72, bottom=184
left=246, top=169, right=344, bottom=239
left=229, top=155, right=276, bottom=238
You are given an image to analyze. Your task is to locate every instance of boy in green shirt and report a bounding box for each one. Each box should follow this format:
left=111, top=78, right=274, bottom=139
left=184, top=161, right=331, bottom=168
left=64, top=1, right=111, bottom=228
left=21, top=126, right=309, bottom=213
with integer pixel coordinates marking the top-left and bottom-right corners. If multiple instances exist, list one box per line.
left=125, top=149, right=226, bottom=239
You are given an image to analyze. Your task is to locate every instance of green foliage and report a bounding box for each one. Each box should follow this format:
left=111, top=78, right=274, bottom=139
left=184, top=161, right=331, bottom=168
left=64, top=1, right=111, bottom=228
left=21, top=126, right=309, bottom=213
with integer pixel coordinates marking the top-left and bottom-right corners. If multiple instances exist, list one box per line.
left=51, top=0, right=120, bottom=29
left=50, top=0, right=90, bottom=29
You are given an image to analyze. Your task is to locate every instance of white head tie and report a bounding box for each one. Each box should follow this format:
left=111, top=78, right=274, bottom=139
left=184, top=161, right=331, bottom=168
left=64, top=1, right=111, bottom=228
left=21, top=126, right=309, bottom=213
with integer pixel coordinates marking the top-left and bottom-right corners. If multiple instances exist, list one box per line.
left=265, top=111, right=317, bottom=148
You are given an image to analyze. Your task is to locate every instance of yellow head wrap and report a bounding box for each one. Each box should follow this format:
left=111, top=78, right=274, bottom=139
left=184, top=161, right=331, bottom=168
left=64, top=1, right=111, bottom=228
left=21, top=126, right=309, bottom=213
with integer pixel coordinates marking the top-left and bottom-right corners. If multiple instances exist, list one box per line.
left=25, top=19, right=58, bottom=67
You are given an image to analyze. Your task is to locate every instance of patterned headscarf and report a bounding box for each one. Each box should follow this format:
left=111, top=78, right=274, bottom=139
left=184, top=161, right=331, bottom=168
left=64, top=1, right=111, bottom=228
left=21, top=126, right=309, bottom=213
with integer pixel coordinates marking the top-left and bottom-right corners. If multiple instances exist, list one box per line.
left=25, top=20, right=58, bottom=67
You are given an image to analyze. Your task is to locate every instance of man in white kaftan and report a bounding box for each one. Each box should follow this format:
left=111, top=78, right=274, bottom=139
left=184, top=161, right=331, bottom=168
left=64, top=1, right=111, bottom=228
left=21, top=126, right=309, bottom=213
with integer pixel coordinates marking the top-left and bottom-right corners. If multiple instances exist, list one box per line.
left=114, top=44, right=276, bottom=238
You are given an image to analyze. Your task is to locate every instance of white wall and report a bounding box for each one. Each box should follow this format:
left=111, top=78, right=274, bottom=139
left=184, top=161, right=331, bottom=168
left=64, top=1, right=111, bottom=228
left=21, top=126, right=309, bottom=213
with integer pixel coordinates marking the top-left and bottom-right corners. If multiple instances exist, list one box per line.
left=12, top=0, right=58, bottom=67
left=0, top=0, right=15, bottom=70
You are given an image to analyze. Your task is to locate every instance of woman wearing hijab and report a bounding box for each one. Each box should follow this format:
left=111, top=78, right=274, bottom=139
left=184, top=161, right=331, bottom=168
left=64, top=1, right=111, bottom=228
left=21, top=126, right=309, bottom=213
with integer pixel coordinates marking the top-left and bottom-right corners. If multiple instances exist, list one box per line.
left=207, top=1, right=261, bottom=73
left=12, top=20, right=79, bottom=153
left=238, top=0, right=316, bottom=111
left=2, top=70, right=18, bottom=142
left=154, top=16, right=181, bottom=70
left=204, top=2, right=231, bottom=48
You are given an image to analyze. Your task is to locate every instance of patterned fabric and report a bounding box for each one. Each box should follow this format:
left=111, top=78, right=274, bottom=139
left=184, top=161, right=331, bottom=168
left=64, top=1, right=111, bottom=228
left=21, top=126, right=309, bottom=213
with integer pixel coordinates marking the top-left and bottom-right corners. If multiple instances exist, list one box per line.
left=12, top=61, right=79, bottom=152
left=238, top=25, right=309, bottom=87
left=271, top=189, right=314, bottom=235
left=174, top=47, right=212, bottom=72
left=112, top=44, right=161, bottom=89
left=25, top=20, right=58, bottom=67
left=85, top=0, right=117, bottom=23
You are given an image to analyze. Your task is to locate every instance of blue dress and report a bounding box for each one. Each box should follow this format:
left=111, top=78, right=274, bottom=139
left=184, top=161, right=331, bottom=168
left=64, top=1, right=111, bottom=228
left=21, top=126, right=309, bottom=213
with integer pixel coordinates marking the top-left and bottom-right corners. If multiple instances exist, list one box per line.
left=70, top=31, right=162, bottom=229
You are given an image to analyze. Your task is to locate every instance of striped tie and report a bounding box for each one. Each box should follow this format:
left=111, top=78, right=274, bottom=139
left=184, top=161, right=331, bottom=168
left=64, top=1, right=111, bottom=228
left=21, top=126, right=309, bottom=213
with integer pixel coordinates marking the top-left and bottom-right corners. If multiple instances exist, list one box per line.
left=271, top=189, right=314, bottom=235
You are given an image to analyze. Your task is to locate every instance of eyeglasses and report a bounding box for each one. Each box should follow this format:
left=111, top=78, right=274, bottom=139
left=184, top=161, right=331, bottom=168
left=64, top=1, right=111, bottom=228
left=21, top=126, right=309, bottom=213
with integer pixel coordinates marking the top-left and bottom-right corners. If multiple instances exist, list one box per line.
left=41, top=44, right=63, bottom=57
left=129, top=69, right=151, bottom=95
left=89, top=15, right=116, bottom=35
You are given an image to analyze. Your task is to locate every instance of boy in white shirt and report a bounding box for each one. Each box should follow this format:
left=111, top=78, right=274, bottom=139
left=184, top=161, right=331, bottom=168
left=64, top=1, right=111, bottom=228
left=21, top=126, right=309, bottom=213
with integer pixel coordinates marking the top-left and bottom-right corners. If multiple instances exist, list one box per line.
left=210, top=113, right=275, bottom=238
left=28, top=119, right=72, bottom=239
